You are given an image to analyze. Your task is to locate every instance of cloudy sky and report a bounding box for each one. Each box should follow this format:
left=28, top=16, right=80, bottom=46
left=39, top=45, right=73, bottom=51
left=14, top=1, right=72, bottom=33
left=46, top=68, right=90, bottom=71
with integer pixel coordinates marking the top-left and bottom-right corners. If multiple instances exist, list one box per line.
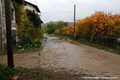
left=26, top=0, right=120, bottom=23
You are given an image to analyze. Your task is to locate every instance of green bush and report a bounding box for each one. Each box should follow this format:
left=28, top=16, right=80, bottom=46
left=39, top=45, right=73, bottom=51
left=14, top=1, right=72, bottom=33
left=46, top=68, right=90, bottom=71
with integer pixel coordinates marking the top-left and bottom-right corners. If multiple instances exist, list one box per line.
left=0, top=65, right=14, bottom=80
left=22, top=43, right=41, bottom=49
left=47, top=22, right=56, bottom=34
left=15, top=0, right=24, bottom=4
left=46, top=21, right=67, bottom=34
left=15, top=2, right=43, bottom=50
left=0, top=65, right=49, bottom=80
left=26, top=9, right=43, bottom=28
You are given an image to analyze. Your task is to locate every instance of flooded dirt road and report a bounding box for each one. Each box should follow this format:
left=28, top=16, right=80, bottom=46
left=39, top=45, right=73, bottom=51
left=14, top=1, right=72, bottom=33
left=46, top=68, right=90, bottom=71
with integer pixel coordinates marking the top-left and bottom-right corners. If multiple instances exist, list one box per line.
left=0, top=35, right=120, bottom=79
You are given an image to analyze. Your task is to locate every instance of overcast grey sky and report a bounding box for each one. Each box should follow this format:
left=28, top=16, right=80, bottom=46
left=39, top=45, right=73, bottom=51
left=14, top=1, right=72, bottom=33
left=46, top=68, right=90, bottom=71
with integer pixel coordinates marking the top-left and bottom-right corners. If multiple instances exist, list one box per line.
left=26, top=0, right=120, bottom=23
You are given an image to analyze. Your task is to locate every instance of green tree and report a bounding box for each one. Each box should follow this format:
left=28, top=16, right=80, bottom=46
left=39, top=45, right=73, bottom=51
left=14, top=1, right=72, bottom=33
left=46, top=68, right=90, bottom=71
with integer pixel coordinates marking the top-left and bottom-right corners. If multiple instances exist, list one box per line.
left=26, top=9, right=43, bottom=28
left=46, top=21, right=67, bottom=34
left=15, top=2, right=42, bottom=46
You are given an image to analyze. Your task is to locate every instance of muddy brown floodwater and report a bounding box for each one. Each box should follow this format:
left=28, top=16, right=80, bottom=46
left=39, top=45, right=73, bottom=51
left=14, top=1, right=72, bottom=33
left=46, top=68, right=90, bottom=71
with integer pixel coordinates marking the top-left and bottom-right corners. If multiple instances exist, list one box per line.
left=0, top=35, right=120, bottom=80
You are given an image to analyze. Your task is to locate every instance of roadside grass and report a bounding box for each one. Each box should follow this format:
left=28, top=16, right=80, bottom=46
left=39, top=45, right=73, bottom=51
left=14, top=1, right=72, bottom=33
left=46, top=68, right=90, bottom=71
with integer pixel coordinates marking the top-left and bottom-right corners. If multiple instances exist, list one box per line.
left=0, top=51, right=5, bottom=56
left=0, top=48, right=40, bottom=56
left=14, top=48, right=40, bottom=54
left=72, top=39, right=120, bottom=55
left=0, top=64, right=49, bottom=80
left=0, top=64, right=14, bottom=80
left=0, top=42, right=43, bottom=56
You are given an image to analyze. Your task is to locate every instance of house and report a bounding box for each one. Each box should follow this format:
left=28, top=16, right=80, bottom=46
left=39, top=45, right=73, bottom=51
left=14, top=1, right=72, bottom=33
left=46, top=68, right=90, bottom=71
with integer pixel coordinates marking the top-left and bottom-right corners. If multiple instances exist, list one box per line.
left=24, top=1, right=40, bottom=14
left=11, top=0, right=17, bottom=44
left=0, top=0, right=42, bottom=51
left=0, top=0, right=6, bottom=51
left=0, top=0, right=17, bottom=52
left=24, top=1, right=43, bottom=28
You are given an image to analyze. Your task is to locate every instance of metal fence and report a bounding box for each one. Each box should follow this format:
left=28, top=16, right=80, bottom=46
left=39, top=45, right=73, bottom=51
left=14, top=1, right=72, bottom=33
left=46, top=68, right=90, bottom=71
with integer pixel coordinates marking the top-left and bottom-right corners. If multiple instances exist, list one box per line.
left=78, top=36, right=120, bottom=49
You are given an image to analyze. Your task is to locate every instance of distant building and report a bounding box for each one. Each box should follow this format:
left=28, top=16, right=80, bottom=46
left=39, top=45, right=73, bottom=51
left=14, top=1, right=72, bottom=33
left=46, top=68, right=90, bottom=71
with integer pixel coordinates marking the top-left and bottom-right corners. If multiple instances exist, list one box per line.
left=24, top=0, right=43, bottom=28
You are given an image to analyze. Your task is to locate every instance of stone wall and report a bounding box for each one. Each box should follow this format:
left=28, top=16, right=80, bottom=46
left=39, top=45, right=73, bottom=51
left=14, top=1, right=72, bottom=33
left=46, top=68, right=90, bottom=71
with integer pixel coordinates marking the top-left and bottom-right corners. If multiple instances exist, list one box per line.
left=0, top=0, right=6, bottom=52
left=0, top=0, right=17, bottom=52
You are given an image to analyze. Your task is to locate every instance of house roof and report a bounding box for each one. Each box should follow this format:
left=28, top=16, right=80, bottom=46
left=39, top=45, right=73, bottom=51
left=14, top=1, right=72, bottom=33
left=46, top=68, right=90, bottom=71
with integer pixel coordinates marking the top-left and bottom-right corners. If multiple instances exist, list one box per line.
left=24, top=1, right=41, bottom=13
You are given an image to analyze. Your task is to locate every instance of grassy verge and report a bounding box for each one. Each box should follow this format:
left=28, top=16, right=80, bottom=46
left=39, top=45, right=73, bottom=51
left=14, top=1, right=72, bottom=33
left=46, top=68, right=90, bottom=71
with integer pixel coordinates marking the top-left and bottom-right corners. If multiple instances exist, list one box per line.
left=72, top=39, right=120, bottom=55
left=0, top=51, right=5, bottom=56
left=14, top=48, right=40, bottom=54
left=0, top=43, right=42, bottom=56
left=0, top=48, right=40, bottom=56
left=0, top=64, right=49, bottom=80
left=56, top=34, right=120, bottom=55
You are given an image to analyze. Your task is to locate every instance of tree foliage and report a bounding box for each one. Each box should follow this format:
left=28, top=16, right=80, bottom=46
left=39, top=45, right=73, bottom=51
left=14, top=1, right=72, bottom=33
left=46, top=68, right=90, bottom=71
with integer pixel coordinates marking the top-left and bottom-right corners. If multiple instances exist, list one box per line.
left=14, top=0, right=24, bottom=4
left=61, top=11, right=120, bottom=38
left=26, top=9, right=42, bottom=28
left=46, top=21, right=67, bottom=34
left=15, top=2, right=43, bottom=46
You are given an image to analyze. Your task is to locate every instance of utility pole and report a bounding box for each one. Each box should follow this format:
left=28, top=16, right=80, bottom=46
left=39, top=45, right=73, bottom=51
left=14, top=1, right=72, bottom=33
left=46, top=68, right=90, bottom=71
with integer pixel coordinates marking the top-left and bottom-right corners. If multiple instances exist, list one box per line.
left=5, top=0, right=14, bottom=68
left=74, top=4, right=76, bottom=38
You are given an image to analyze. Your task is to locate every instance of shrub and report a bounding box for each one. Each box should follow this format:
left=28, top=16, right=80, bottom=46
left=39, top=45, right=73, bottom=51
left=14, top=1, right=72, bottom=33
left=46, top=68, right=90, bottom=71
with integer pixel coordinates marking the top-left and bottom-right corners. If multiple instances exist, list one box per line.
left=46, top=21, right=67, bottom=34
left=26, top=9, right=43, bottom=28
left=15, top=2, right=43, bottom=50
left=0, top=65, right=14, bottom=80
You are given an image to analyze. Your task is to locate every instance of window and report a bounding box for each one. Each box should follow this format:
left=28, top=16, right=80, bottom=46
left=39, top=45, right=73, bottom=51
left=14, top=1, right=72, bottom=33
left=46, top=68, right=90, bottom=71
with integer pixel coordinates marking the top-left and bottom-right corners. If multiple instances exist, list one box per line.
left=33, top=10, right=35, bottom=13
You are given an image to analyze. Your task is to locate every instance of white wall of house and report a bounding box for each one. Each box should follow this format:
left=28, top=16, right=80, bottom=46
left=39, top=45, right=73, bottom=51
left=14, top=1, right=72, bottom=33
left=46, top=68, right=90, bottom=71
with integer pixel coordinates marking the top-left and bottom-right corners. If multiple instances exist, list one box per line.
left=0, top=0, right=1, bottom=16
left=11, top=1, right=17, bottom=44
left=0, top=0, right=6, bottom=52
left=0, top=0, right=2, bottom=51
left=0, top=0, right=17, bottom=52
left=25, top=4, right=38, bottom=14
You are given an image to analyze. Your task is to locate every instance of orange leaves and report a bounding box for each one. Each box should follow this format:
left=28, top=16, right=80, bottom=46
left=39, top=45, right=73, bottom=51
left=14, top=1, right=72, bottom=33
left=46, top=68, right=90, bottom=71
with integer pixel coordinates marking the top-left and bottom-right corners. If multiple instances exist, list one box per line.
left=63, top=26, right=75, bottom=36
left=62, top=11, right=120, bottom=37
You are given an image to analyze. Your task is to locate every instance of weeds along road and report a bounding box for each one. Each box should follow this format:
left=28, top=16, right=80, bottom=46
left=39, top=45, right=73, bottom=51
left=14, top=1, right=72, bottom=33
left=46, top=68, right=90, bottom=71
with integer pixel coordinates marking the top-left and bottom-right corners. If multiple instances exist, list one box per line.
left=0, top=35, right=120, bottom=79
